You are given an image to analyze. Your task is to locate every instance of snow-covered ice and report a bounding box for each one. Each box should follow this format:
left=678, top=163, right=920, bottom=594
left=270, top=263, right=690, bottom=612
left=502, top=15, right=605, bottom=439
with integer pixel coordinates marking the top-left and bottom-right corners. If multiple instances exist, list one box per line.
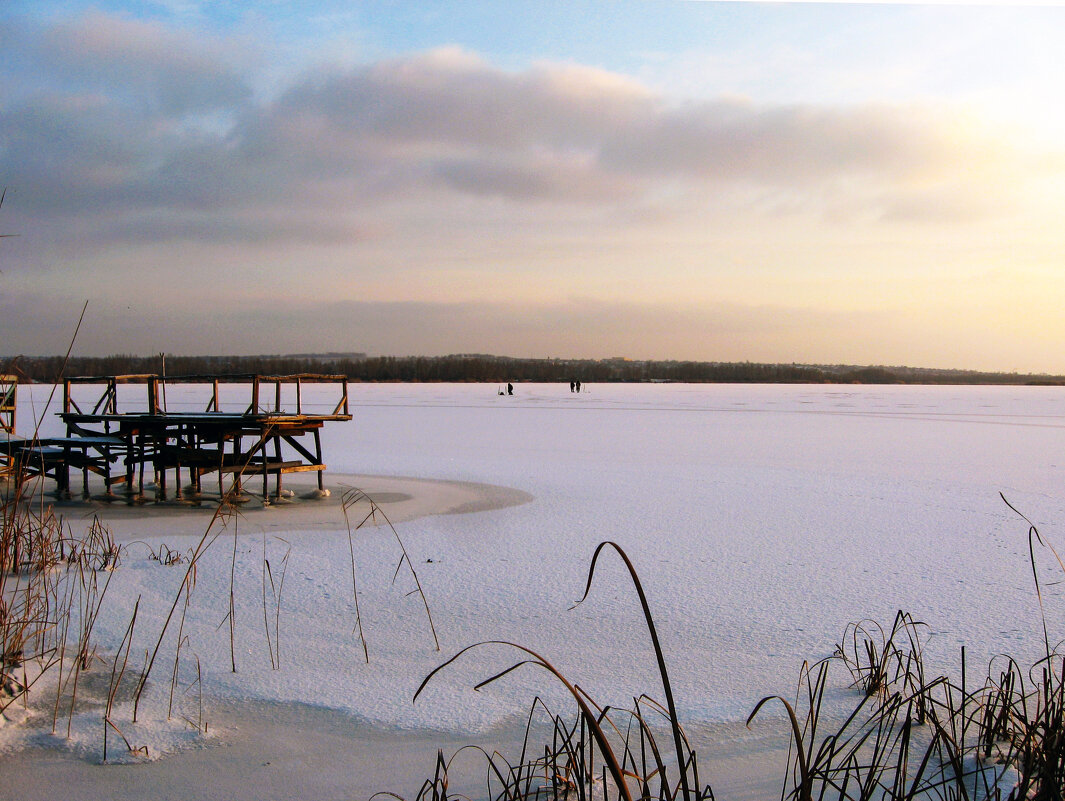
left=6, top=381, right=1065, bottom=758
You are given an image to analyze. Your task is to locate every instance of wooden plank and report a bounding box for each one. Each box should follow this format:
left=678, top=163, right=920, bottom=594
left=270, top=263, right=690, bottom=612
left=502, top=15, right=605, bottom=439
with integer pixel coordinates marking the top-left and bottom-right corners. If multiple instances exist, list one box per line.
left=213, top=460, right=316, bottom=475
left=42, top=436, right=125, bottom=446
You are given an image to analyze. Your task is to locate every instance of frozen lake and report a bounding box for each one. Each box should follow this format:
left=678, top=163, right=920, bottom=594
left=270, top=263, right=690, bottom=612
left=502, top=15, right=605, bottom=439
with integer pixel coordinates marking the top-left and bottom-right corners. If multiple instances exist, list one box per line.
left=10, top=381, right=1065, bottom=743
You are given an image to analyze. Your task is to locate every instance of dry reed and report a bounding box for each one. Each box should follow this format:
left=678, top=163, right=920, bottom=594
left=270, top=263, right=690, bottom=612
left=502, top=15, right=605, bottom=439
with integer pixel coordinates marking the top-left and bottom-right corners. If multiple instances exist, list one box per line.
left=403, top=503, right=1065, bottom=801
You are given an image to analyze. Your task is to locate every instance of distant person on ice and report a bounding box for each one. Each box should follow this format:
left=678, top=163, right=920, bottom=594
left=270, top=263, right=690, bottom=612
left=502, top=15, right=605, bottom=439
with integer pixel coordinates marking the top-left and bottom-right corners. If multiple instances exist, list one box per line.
left=570, top=381, right=575, bottom=392
left=507, top=382, right=514, bottom=396
left=575, top=380, right=581, bottom=393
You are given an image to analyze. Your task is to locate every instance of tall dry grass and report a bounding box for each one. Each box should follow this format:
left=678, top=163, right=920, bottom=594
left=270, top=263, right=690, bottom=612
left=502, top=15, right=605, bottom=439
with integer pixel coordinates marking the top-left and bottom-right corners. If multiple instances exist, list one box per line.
left=2, top=439, right=444, bottom=760
left=404, top=500, right=1065, bottom=801
left=1, top=466, right=120, bottom=731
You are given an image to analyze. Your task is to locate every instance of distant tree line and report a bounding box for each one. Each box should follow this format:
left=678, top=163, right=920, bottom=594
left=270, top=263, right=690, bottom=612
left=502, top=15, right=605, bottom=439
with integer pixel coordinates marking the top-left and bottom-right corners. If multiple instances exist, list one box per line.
left=3, top=353, right=1063, bottom=386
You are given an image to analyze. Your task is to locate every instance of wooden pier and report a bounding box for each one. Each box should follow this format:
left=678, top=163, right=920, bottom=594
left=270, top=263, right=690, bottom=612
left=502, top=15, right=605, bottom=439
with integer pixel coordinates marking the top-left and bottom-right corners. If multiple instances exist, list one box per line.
left=1, top=374, right=16, bottom=477
left=10, top=374, right=352, bottom=504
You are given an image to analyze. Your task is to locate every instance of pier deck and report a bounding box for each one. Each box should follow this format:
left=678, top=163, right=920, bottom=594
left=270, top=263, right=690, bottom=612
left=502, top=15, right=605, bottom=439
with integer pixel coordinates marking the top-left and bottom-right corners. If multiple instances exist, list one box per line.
left=12, top=373, right=352, bottom=504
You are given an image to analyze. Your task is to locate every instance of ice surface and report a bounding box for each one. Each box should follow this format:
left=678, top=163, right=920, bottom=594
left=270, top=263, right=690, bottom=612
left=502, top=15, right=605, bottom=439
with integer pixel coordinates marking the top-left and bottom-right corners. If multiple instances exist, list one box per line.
left=7, top=381, right=1065, bottom=756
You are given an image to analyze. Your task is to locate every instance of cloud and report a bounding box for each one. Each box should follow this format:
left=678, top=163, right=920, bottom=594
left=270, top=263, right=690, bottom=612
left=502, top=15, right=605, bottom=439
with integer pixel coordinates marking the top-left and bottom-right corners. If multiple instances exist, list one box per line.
left=431, top=152, right=637, bottom=203
left=268, top=48, right=653, bottom=150
left=29, top=10, right=252, bottom=114
left=258, top=49, right=981, bottom=203
left=4, top=21, right=1041, bottom=254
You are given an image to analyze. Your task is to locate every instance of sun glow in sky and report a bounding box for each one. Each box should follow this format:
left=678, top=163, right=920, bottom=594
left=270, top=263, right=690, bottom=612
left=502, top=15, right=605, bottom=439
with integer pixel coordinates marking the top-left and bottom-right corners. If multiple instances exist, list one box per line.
left=2, top=1, right=1064, bottom=371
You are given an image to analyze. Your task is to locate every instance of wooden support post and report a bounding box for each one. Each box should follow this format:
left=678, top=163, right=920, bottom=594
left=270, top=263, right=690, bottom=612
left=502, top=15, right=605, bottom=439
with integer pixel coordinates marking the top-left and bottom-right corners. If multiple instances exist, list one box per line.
left=59, top=442, right=71, bottom=500
left=233, top=434, right=242, bottom=495
left=59, top=386, right=74, bottom=498
left=81, top=446, right=90, bottom=499
left=102, top=419, right=114, bottom=499
left=313, top=428, right=324, bottom=491
left=174, top=425, right=183, bottom=501
left=125, top=429, right=136, bottom=503
left=218, top=436, right=225, bottom=498
left=190, top=430, right=201, bottom=495
left=260, top=426, right=271, bottom=505
left=137, top=432, right=147, bottom=500
left=157, top=432, right=167, bottom=502
left=273, top=433, right=284, bottom=500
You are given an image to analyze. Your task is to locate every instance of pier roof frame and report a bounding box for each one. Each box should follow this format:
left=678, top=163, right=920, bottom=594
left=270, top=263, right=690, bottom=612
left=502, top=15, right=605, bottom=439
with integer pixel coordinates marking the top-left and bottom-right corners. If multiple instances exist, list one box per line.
left=62, top=373, right=351, bottom=420
left=64, top=373, right=348, bottom=384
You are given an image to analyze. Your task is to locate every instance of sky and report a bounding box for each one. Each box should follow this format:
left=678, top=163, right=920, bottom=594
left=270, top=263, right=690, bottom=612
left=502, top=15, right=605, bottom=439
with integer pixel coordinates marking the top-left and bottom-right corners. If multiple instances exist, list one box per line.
left=1, top=1, right=1064, bottom=371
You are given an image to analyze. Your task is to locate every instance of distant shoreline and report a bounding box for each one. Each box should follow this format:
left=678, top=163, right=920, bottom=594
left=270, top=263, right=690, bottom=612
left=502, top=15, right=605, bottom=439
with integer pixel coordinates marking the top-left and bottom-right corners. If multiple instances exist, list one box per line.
left=6, top=353, right=1064, bottom=386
